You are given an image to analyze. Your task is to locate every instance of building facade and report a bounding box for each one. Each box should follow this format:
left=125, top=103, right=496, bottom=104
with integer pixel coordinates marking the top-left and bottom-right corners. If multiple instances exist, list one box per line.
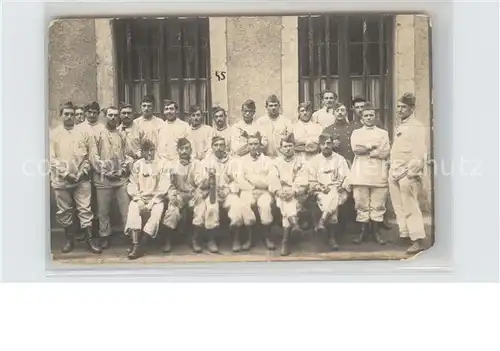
left=48, top=14, right=433, bottom=213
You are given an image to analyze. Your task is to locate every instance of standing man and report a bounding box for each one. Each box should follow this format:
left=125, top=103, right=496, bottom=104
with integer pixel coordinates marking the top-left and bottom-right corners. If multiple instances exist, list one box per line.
left=91, top=106, right=133, bottom=250
left=255, top=95, right=292, bottom=159
left=352, top=96, right=392, bottom=230
left=157, top=99, right=190, bottom=162
left=212, top=106, right=232, bottom=154
left=349, top=103, right=390, bottom=245
left=162, top=138, right=207, bottom=253
left=312, top=90, right=338, bottom=128
left=118, top=103, right=141, bottom=160
left=271, top=133, right=309, bottom=256
left=200, top=136, right=243, bottom=252
left=50, top=102, right=101, bottom=254
left=389, top=93, right=427, bottom=254
left=292, top=101, right=323, bottom=162
left=307, top=133, right=351, bottom=251
left=186, top=105, right=215, bottom=161
left=125, top=139, right=170, bottom=260
left=230, top=99, right=263, bottom=157
left=134, top=95, right=164, bottom=153
left=235, top=132, right=279, bottom=251
left=79, top=101, right=106, bottom=140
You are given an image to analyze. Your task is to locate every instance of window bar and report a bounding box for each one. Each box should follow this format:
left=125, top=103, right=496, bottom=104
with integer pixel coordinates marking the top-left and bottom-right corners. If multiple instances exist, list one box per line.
left=298, top=18, right=304, bottom=104
left=378, top=16, right=386, bottom=126
left=142, top=20, right=153, bottom=99
left=194, top=18, right=201, bottom=112
left=177, top=18, right=185, bottom=120
left=362, top=18, right=370, bottom=101
left=325, top=16, right=331, bottom=90
left=158, top=20, right=166, bottom=119
left=317, top=17, right=322, bottom=95
left=204, top=19, right=212, bottom=126
left=338, top=16, right=350, bottom=111
left=308, top=16, right=315, bottom=105
left=164, top=20, right=172, bottom=107
left=125, top=21, right=133, bottom=104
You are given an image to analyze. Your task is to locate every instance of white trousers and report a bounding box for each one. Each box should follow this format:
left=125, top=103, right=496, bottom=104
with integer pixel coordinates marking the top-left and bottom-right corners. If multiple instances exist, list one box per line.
left=352, top=186, right=388, bottom=222
left=388, top=176, right=426, bottom=240
left=125, top=201, right=164, bottom=238
left=240, top=190, right=273, bottom=226
left=205, top=193, right=244, bottom=230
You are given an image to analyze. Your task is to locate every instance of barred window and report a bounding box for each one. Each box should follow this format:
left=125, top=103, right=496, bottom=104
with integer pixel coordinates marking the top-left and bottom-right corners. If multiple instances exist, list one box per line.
left=113, top=17, right=211, bottom=122
left=298, top=15, right=394, bottom=129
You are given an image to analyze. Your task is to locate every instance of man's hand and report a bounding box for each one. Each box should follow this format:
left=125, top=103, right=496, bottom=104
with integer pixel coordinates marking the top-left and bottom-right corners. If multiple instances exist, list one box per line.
left=65, top=173, right=79, bottom=184
left=333, top=139, right=341, bottom=148
left=322, top=185, right=331, bottom=194
left=136, top=199, right=147, bottom=213
left=145, top=201, right=154, bottom=211
left=282, top=188, right=295, bottom=201
left=217, top=187, right=230, bottom=199
left=191, top=190, right=205, bottom=206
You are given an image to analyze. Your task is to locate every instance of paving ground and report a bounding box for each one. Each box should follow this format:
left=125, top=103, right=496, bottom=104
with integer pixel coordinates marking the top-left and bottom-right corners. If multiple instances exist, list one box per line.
left=51, top=217, right=434, bottom=265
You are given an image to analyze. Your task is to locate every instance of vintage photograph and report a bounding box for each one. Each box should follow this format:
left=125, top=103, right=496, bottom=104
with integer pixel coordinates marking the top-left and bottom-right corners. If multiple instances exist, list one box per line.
left=48, top=13, right=434, bottom=264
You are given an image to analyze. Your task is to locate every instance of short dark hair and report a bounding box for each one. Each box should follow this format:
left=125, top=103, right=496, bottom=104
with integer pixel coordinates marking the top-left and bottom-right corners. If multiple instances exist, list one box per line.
left=320, top=90, right=338, bottom=100
left=86, top=101, right=100, bottom=112
left=141, top=95, right=155, bottom=104
left=163, top=99, right=178, bottom=109
left=104, top=106, right=119, bottom=115
left=247, top=132, right=262, bottom=143
left=352, top=95, right=367, bottom=106
left=212, top=106, right=226, bottom=117
left=297, top=101, right=313, bottom=112
left=189, top=105, right=203, bottom=115
left=360, top=102, right=376, bottom=114
left=59, top=101, right=75, bottom=115
left=177, top=137, right=191, bottom=149
left=318, top=133, right=333, bottom=144
left=265, top=94, right=280, bottom=105
left=140, top=138, right=156, bottom=151
left=280, top=132, right=295, bottom=146
left=119, top=103, right=133, bottom=111
left=242, top=99, right=256, bottom=110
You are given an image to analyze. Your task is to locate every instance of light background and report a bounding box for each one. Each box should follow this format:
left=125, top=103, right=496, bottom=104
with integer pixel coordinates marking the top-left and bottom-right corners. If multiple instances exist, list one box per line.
left=1, top=0, right=499, bottom=282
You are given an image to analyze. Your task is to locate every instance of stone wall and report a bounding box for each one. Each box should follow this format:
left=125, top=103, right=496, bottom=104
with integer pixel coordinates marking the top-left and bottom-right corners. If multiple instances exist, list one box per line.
left=48, top=19, right=98, bottom=129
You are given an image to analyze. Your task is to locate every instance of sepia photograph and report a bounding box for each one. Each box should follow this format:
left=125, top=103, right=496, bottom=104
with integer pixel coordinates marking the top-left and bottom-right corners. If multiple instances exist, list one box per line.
left=48, top=13, right=434, bottom=264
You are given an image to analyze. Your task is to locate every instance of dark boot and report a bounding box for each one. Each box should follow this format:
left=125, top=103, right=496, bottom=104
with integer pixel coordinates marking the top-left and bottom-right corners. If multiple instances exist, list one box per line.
left=328, top=224, right=339, bottom=251
left=371, top=221, right=386, bottom=245
left=280, top=227, right=291, bottom=256
left=263, top=225, right=276, bottom=251
left=314, top=217, right=327, bottom=237
left=207, top=229, right=219, bottom=253
left=128, top=230, right=142, bottom=260
left=232, top=226, right=242, bottom=252
left=84, top=227, right=102, bottom=254
left=407, top=239, right=425, bottom=254
left=242, top=226, right=253, bottom=251
left=161, top=226, right=173, bottom=253
left=380, top=218, right=392, bottom=230
left=61, top=227, right=74, bottom=253
left=100, top=236, right=112, bottom=250
left=353, top=222, right=369, bottom=244
left=192, top=226, right=203, bottom=253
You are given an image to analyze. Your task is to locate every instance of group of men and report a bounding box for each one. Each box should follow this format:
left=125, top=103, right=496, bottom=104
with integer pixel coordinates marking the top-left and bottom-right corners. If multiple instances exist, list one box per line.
left=50, top=91, right=428, bottom=260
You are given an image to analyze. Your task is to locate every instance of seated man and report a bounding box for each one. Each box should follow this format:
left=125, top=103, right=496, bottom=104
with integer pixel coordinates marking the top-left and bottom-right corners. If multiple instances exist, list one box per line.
left=235, top=132, right=279, bottom=251
left=162, top=138, right=207, bottom=253
left=124, top=138, right=170, bottom=260
left=200, top=136, right=243, bottom=252
left=270, top=133, right=309, bottom=256
left=307, top=133, right=351, bottom=251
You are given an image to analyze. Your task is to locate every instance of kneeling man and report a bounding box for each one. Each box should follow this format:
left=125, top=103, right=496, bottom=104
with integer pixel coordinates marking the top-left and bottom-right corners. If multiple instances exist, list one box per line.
left=201, top=136, right=243, bottom=252
left=308, top=133, right=351, bottom=250
left=235, top=132, right=279, bottom=250
left=271, top=133, right=309, bottom=256
left=125, top=139, right=170, bottom=260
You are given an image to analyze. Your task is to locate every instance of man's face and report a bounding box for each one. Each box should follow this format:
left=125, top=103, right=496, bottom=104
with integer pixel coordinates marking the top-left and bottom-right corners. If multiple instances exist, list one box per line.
left=142, top=148, right=155, bottom=161
left=353, top=101, right=365, bottom=117
left=320, top=138, right=334, bottom=156
left=105, top=108, right=120, bottom=129
left=248, top=137, right=261, bottom=158
left=334, top=105, right=347, bottom=121
left=86, top=108, right=99, bottom=123
left=298, top=107, right=312, bottom=122
left=323, top=92, right=336, bottom=109
left=266, top=101, right=280, bottom=118
left=141, top=101, right=153, bottom=118
left=212, top=139, right=226, bottom=159
left=164, top=103, right=177, bottom=121
left=361, top=109, right=376, bottom=127
left=214, top=111, right=226, bottom=129
left=242, top=106, right=255, bottom=124
left=190, top=109, right=203, bottom=128
left=120, top=107, right=134, bottom=126
left=178, top=143, right=192, bottom=160
left=281, top=140, right=295, bottom=158
left=75, top=108, right=85, bottom=124
left=397, top=102, right=414, bottom=120
left=61, top=108, right=75, bottom=128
